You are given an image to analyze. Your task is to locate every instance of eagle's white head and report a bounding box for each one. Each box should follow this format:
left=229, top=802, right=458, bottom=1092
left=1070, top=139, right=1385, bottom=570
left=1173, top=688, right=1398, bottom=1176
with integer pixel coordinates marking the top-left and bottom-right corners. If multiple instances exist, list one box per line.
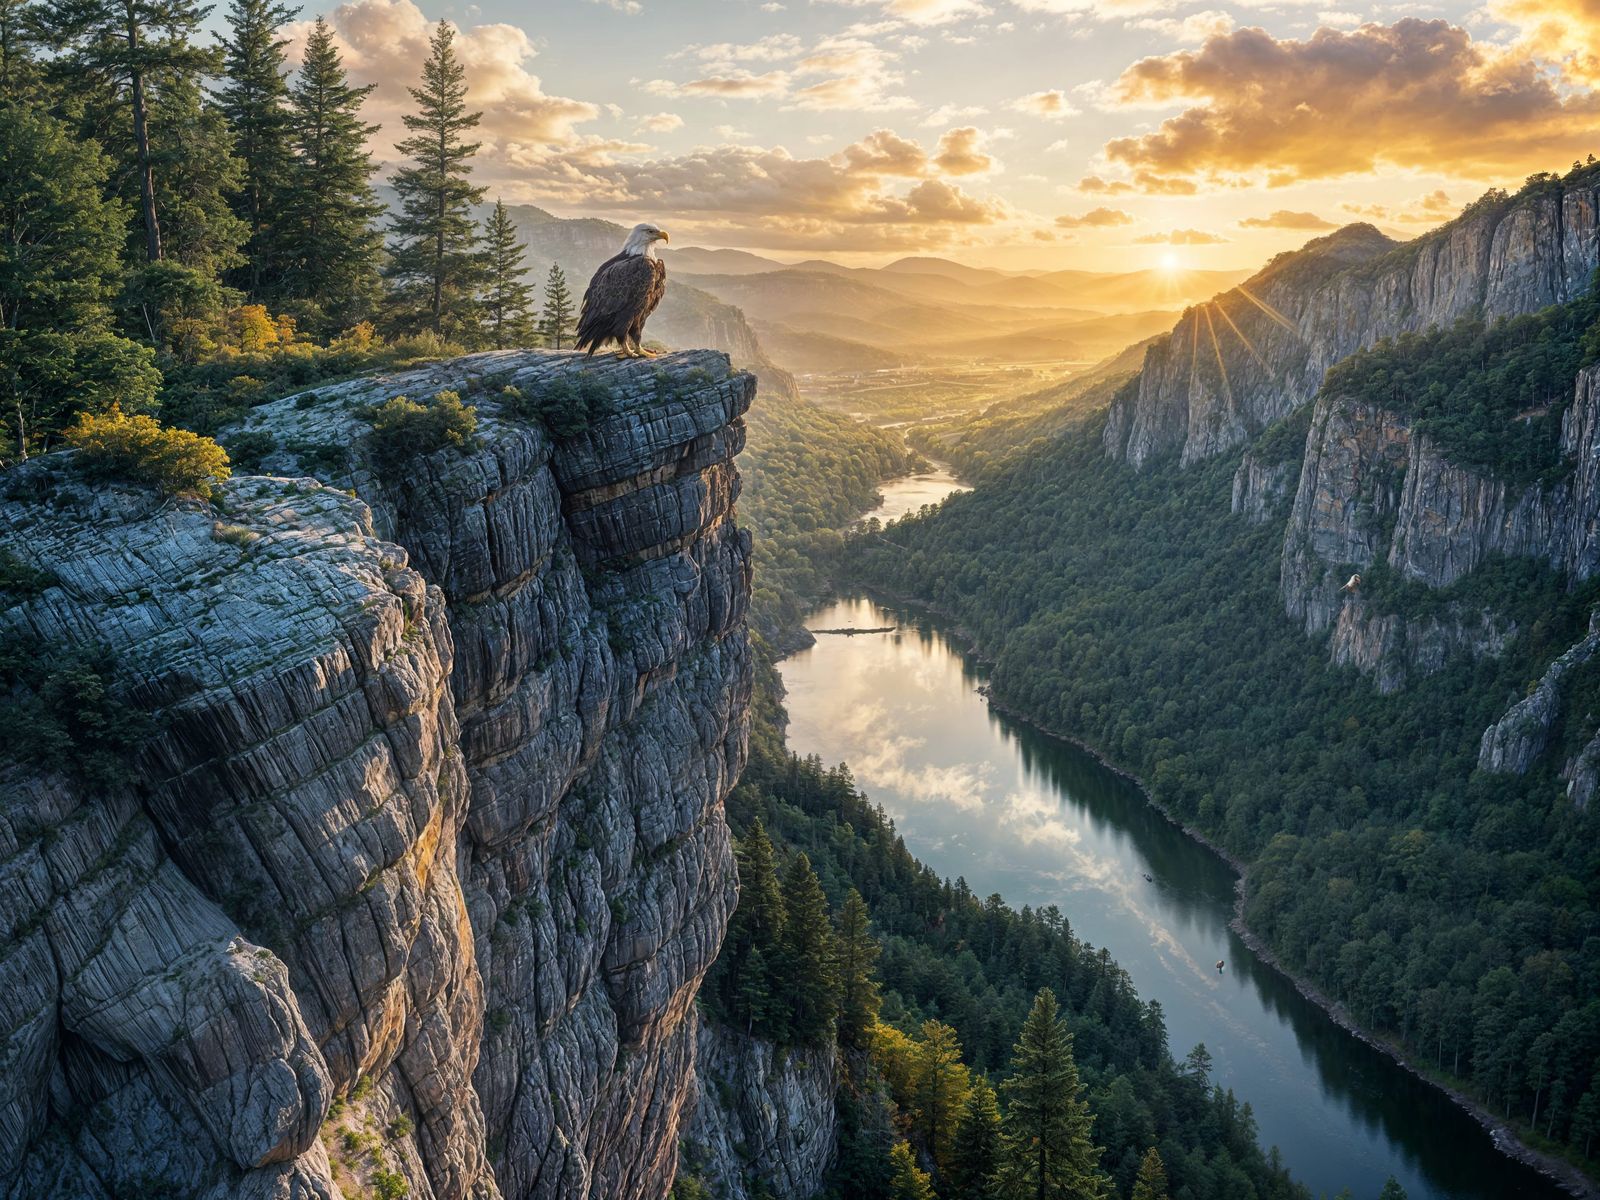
left=622, top=222, right=669, bottom=258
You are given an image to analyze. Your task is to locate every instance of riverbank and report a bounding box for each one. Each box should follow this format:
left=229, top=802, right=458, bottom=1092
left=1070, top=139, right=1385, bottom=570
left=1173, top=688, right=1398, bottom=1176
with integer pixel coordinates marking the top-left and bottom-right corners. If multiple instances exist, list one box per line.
left=829, top=580, right=1598, bottom=1200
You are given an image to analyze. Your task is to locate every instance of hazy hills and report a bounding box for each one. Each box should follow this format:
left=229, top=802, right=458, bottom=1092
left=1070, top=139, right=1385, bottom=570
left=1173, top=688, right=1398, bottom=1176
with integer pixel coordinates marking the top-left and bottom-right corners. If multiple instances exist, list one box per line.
left=498, top=202, right=1248, bottom=382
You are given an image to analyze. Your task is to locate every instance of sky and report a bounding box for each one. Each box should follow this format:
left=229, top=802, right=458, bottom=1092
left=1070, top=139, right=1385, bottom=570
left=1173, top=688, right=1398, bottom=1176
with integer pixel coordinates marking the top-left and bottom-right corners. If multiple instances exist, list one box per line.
left=261, top=0, right=1600, bottom=271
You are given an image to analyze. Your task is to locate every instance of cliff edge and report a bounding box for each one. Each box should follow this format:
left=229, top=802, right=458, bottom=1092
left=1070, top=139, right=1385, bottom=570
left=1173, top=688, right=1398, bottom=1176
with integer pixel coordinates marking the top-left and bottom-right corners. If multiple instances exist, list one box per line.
left=0, top=350, right=754, bottom=1200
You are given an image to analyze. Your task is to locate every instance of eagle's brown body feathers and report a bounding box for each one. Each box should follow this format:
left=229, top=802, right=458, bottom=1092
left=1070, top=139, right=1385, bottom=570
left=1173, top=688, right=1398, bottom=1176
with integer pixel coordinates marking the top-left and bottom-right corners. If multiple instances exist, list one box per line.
left=575, top=250, right=666, bottom=356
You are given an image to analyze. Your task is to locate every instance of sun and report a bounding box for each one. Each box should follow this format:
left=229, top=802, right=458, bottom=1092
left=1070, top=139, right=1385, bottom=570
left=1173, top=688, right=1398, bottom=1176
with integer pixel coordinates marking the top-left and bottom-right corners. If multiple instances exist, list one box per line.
left=1159, top=251, right=1183, bottom=273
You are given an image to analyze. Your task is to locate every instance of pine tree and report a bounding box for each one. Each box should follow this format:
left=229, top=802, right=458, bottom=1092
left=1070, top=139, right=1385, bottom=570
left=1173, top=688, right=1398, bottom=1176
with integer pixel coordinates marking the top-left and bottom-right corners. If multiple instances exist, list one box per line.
left=40, top=0, right=220, bottom=263
left=215, top=0, right=297, bottom=296
left=143, top=68, right=248, bottom=277
left=540, top=264, right=576, bottom=350
left=0, top=102, right=159, bottom=460
left=995, top=988, right=1106, bottom=1200
left=0, top=0, right=42, bottom=101
left=715, top=819, right=785, bottom=1036
left=1376, top=1178, right=1407, bottom=1200
left=482, top=200, right=536, bottom=349
left=887, top=1142, right=936, bottom=1200
left=1130, top=1147, right=1168, bottom=1200
left=384, top=19, right=486, bottom=342
left=834, top=887, right=880, bottom=1049
left=275, top=16, right=381, bottom=333
left=947, top=1077, right=1002, bottom=1200
left=911, top=1019, right=970, bottom=1179
left=777, top=851, right=838, bottom=1044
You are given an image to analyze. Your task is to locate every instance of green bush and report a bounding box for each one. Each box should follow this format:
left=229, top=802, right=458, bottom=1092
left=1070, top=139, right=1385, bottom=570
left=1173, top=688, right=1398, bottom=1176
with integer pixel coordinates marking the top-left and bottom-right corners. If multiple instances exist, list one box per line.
left=0, top=637, right=150, bottom=789
left=500, top=373, right=611, bottom=438
left=223, top=430, right=277, bottom=473
left=65, top=405, right=231, bottom=500
left=0, top=546, right=55, bottom=599
left=370, top=1168, right=408, bottom=1199
left=366, top=390, right=477, bottom=470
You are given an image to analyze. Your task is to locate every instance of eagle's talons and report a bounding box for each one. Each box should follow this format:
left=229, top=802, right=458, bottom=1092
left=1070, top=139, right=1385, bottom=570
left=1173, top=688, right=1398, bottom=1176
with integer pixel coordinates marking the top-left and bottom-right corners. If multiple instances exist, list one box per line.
left=636, top=346, right=659, bottom=358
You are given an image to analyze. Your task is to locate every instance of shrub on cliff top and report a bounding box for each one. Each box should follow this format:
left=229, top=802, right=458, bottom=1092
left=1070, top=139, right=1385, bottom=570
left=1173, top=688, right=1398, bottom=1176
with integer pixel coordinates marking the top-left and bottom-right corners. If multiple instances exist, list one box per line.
left=65, top=406, right=231, bottom=500
left=366, top=389, right=478, bottom=470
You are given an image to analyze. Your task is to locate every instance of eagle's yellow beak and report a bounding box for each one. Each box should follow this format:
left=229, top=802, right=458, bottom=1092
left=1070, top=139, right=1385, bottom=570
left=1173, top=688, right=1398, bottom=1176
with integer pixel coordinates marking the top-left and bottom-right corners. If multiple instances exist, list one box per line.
left=658, top=230, right=670, bottom=243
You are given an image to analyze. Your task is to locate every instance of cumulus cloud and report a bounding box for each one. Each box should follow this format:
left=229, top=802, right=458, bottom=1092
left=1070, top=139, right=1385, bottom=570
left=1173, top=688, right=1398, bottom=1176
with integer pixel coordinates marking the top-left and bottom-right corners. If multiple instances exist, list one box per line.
left=1011, top=89, right=1078, bottom=118
left=503, top=130, right=1010, bottom=250
left=1237, top=209, right=1336, bottom=229
left=933, top=127, right=996, bottom=175
left=1342, top=189, right=1457, bottom=224
left=1133, top=228, right=1230, bottom=243
left=644, top=30, right=915, bottom=111
left=1078, top=172, right=1196, bottom=195
left=1131, top=10, right=1234, bottom=42
left=1098, top=19, right=1600, bottom=188
left=1055, top=206, right=1135, bottom=227
left=816, top=0, right=989, bottom=24
left=1491, top=0, right=1600, bottom=87
left=634, top=112, right=684, bottom=133
left=296, top=0, right=603, bottom=176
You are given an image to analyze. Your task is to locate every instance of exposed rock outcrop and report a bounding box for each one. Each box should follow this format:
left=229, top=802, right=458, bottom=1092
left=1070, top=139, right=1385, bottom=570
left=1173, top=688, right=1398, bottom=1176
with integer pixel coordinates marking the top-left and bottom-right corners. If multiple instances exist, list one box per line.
left=0, top=350, right=756, bottom=1200
left=1231, top=453, right=1295, bottom=524
left=1479, top=612, right=1600, bottom=774
left=683, top=1023, right=838, bottom=1200
left=1105, top=181, right=1600, bottom=470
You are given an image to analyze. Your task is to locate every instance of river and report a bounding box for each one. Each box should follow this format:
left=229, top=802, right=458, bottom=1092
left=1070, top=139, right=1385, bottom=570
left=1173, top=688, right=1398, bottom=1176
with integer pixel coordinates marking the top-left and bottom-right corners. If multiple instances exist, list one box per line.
left=777, top=471, right=1567, bottom=1200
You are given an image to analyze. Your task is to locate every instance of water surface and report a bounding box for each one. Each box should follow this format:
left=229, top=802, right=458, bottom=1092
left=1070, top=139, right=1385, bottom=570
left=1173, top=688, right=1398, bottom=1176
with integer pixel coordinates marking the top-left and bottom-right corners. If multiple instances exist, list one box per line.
left=781, top=586, right=1565, bottom=1200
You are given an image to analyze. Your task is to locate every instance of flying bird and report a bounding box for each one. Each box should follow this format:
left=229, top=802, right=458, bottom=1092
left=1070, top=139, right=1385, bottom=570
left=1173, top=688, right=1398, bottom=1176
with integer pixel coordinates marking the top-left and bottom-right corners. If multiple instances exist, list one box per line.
left=1340, top=573, right=1361, bottom=593
left=575, top=223, right=669, bottom=358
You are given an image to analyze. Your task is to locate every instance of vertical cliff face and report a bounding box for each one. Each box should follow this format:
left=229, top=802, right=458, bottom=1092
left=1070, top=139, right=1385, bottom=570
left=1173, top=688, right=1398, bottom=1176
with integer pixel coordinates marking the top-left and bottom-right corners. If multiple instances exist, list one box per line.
left=0, top=350, right=755, bottom=1200
left=1278, top=362, right=1600, bottom=691
left=1105, top=180, right=1600, bottom=470
left=681, top=1024, right=839, bottom=1200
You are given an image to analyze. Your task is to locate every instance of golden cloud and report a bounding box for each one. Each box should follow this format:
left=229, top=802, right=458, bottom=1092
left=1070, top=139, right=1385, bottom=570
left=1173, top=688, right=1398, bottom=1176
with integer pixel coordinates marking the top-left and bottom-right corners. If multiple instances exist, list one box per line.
left=1100, top=19, right=1600, bottom=187
left=934, top=127, right=995, bottom=175
left=1055, top=206, right=1135, bottom=227
left=1133, top=228, right=1230, bottom=243
left=1011, top=89, right=1078, bottom=119
left=298, top=0, right=600, bottom=170
left=1237, top=209, right=1336, bottom=229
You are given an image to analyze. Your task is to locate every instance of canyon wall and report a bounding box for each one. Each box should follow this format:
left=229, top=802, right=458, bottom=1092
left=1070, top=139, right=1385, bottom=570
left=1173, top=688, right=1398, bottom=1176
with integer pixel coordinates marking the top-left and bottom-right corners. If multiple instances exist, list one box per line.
left=1105, top=180, right=1600, bottom=470
left=0, top=350, right=755, bottom=1200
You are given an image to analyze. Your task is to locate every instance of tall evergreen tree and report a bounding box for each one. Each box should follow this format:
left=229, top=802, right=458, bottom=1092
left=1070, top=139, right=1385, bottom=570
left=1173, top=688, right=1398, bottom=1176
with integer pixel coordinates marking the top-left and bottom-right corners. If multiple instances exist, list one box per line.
left=40, top=0, right=219, bottom=263
left=215, top=0, right=297, bottom=296
left=715, top=819, right=785, bottom=1036
left=540, top=263, right=576, bottom=349
left=947, top=1077, right=1002, bottom=1200
left=995, top=988, right=1106, bottom=1200
left=385, top=19, right=485, bottom=341
left=275, top=16, right=381, bottom=332
left=887, top=1142, right=936, bottom=1200
left=834, top=887, right=880, bottom=1050
left=911, top=1019, right=969, bottom=1179
left=777, top=851, right=838, bottom=1044
left=1376, top=1179, right=1407, bottom=1200
left=0, top=103, right=158, bottom=460
left=1130, top=1147, right=1168, bottom=1200
left=143, top=68, right=247, bottom=277
left=0, top=0, right=41, bottom=100
left=482, top=199, right=535, bottom=349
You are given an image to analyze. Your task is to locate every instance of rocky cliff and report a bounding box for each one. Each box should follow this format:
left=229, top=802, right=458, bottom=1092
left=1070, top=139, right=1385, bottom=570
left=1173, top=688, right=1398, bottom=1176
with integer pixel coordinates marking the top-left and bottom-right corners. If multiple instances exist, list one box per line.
left=0, top=350, right=755, bottom=1200
left=680, top=1024, right=838, bottom=1200
left=502, top=204, right=799, bottom=404
left=1105, top=176, right=1600, bottom=469
left=1278, top=361, right=1600, bottom=690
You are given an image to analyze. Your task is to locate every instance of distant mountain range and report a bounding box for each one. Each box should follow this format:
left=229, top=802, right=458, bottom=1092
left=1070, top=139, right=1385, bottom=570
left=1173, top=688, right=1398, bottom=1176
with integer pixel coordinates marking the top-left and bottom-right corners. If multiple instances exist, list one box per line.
left=496, top=204, right=1248, bottom=380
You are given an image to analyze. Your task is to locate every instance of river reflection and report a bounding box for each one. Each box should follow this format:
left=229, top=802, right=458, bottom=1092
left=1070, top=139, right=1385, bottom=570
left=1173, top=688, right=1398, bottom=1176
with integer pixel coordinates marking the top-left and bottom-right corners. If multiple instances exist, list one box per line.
left=780, top=595, right=1565, bottom=1200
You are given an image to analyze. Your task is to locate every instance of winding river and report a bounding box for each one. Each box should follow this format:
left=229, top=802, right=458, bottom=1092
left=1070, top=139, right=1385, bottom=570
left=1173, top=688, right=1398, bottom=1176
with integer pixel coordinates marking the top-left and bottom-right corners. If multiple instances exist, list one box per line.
left=778, top=471, right=1567, bottom=1200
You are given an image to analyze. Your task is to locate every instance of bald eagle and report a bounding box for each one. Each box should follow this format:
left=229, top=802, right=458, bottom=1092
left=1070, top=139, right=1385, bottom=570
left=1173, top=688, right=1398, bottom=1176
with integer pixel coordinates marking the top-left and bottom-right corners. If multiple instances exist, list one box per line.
left=575, top=223, right=669, bottom=357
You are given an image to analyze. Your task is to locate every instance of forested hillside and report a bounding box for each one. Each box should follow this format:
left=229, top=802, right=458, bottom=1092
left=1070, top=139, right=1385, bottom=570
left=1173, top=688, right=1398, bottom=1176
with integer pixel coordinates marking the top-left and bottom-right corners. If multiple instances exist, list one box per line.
left=843, top=201, right=1600, bottom=1184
